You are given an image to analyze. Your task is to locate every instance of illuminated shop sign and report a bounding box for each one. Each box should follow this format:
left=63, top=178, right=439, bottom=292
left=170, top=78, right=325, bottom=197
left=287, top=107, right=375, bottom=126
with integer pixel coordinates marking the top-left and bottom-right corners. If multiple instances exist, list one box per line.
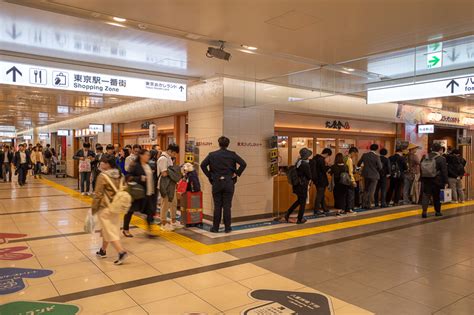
left=57, top=130, right=69, bottom=136
left=417, top=124, right=434, bottom=134
left=88, top=124, right=104, bottom=133
left=0, top=60, right=187, bottom=101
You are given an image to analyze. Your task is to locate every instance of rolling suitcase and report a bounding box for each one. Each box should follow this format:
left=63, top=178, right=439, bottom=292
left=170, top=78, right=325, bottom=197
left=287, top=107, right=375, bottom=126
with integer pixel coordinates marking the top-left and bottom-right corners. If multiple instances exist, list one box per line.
left=180, top=191, right=203, bottom=227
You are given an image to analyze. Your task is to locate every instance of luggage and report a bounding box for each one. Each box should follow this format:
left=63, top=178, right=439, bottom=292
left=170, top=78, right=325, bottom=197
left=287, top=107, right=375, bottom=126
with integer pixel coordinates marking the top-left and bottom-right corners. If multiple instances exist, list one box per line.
left=180, top=191, right=203, bottom=227
left=440, top=188, right=452, bottom=203
left=287, top=165, right=300, bottom=186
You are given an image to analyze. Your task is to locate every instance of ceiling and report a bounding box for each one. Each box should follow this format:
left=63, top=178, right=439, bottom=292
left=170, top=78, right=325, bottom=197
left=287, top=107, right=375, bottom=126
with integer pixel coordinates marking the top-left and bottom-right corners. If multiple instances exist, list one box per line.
left=1, top=0, right=474, bottom=132
left=0, top=84, right=138, bottom=130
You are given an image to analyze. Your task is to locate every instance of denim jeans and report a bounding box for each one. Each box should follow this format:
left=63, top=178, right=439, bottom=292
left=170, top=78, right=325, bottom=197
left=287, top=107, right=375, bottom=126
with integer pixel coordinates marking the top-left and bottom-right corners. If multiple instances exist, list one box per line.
left=80, top=172, right=91, bottom=193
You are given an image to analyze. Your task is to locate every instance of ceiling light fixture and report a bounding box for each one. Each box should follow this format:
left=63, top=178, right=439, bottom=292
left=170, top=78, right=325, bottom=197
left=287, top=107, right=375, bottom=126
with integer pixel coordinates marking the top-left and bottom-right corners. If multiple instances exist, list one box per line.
left=241, top=45, right=258, bottom=50
left=344, top=67, right=355, bottom=72
left=105, top=22, right=126, bottom=28
left=138, top=23, right=148, bottom=30
left=113, top=17, right=127, bottom=22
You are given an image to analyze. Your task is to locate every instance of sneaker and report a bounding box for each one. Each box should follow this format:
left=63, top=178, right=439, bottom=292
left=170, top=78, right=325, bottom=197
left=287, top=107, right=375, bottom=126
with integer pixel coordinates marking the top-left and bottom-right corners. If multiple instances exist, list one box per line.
left=435, top=212, right=443, bottom=217
left=346, top=210, right=356, bottom=214
left=81, top=192, right=86, bottom=196
left=161, top=224, right=174, bottom=232
left=96, top=248, right=107, bottom=258
left=296, top=218, right=307, bottom=224
left=172, top=221, right=184, bottom=229
left=114, top=252, right=128, bottom=265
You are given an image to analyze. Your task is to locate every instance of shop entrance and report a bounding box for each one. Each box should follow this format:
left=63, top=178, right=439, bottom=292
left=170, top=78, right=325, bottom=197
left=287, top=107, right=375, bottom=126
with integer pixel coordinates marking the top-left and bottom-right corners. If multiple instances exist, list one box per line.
left=273, top=132, right=394, bottom=216
left=428, top=125, right=460, bottom=151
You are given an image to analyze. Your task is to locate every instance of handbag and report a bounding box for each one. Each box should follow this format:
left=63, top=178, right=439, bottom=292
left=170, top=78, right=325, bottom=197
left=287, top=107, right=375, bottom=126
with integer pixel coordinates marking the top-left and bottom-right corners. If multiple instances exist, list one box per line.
left=176, top=179, right=188, bottom=194
left=440, top=188, right=452, bottom=203
left=79, top=159, right=91, bottom=172
left=126, top=181, right=145, bottom=201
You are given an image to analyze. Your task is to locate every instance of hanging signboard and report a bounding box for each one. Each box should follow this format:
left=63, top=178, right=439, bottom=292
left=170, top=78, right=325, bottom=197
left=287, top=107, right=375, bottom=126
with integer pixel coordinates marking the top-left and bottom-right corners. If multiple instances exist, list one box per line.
left=0, top=60, right=187, bottom=101
left=57, top=130, right=69, bottom=136
left=368, top=75, right=474, bottom=104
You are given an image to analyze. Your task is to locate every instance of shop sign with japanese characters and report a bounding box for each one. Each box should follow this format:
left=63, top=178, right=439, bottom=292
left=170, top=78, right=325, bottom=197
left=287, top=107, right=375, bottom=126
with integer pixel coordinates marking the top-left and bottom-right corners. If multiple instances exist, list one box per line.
left=0, top=60, right=186, bottom=101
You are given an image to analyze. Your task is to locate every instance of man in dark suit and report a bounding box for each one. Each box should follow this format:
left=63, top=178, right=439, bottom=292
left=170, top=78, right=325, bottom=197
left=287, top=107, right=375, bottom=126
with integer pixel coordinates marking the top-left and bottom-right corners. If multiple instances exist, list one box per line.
left=310, top=148, right=332, bottom=215
left=201, top=136, right=247, bottom=233
left=421, top=143, right=448, bottom=218
left=357, top=144, right=383, bottom=209
left=0, top=145, right=14, bottom=182
left=14, top=144, right=31, bottom=186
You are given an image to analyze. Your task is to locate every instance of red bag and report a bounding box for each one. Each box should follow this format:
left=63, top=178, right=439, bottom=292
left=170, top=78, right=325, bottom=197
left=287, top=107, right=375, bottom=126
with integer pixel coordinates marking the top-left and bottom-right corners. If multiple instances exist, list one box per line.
left=176, top=179, right=188, bottom=194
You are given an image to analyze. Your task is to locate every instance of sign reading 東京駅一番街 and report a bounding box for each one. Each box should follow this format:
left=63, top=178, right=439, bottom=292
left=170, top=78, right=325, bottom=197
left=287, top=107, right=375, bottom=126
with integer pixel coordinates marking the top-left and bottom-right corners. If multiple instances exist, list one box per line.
left=0, top=60, right=187, bottom=101
left=367, top=75, right=474, bottom=104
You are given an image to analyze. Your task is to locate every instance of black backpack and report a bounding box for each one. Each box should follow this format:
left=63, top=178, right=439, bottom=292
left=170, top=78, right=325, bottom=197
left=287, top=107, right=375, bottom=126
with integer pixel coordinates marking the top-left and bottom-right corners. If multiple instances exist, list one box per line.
left=287, top=165, right=301, bottom=187
left=44, top=149, right=52, bottom=159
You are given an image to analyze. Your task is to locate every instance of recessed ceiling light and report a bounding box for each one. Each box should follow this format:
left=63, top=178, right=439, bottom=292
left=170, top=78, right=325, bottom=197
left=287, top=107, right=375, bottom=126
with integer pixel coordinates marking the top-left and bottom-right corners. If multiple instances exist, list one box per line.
left=185, top=33, right=202, bottom=40
left=138, top=23, right=148, bottom=30
left=241, top=45, right=258, bottom=50
left=113, top=17, right=126, bottom=22
left=344, top=67, right=355, bottom=72
left=105, top=22, right=126, bottom=28
left=91, top=12, right=101, bottom=18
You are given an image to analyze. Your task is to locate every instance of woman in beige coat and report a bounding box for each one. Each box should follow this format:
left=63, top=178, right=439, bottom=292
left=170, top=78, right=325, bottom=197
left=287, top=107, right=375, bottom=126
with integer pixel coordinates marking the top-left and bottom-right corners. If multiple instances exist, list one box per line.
left=30, top=145, right=45, bottom=179
left=92, top=154, right=128, bottom=265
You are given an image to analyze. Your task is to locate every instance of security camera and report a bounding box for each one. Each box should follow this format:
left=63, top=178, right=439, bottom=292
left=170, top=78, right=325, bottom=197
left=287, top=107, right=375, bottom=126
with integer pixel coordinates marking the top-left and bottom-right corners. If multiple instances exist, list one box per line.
left=206, top=41, right=231, bottom=61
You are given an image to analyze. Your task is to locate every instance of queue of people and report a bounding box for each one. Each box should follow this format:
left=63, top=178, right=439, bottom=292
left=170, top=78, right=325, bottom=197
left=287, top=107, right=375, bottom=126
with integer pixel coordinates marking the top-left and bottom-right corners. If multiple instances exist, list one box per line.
left=0, top=143, right=58, bottom=185
left=286, top=142, right=461, bottom=222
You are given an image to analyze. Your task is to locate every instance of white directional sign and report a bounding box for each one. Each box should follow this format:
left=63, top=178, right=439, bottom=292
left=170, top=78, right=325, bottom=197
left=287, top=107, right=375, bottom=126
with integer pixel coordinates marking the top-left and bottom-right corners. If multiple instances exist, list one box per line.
left=367, top=75, right=473, bottom=104
left=0, top=60, right=187, bottom=101
left=89, top=124, right=104, bottom=133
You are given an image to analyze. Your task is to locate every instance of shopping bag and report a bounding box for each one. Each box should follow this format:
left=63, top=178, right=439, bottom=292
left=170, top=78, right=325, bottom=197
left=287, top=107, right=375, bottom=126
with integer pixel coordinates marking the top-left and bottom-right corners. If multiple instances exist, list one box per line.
left=440, top=188, right=452, bottom=203
left=176, top=179, right=188, bottom=194
left=84, top=210, right=96, bottom=233
left=41, top=165, right=48, bottom=174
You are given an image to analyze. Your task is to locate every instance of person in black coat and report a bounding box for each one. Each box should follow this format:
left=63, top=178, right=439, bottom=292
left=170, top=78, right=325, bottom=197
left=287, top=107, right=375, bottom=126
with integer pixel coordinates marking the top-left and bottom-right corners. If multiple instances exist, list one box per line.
left=201, top=137, right=247, bottom=233
left=123, top=150, right=156, bottom=237
left=386, top=148, right=407, bottom=206
left=14, top=144, right=31, bottom=186
left=0, top=145, right=14, bottom=182
left=330, top=153, right=351, bottom=213
left=374, top=148, right=391, bottom=208
left=421, top=143, right=449, bottom=218
left=73, top=142, right=96, bottom=195
left=285, top=148, right=313, bottom=224
left=310, top=148, right=332, bottom=215
left=446, top=149, right=465, bottom=203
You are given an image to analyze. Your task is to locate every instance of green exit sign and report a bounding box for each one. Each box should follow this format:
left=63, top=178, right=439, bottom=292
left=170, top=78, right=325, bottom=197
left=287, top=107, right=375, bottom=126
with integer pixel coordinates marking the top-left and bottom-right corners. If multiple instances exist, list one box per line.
left=427, top=42, right=443, bottom=69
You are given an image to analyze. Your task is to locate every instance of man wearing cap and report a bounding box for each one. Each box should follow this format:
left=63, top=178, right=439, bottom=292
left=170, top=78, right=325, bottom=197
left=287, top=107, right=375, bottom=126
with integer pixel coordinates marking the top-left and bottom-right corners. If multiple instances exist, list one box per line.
left=285, top=148, right=313, bottom=224
left=403, top=143, right=420, bottom=205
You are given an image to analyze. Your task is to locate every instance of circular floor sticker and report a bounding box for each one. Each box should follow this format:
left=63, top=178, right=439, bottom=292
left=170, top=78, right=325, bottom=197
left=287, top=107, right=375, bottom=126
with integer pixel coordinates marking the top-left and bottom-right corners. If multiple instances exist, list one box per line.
left=0, top=301, right=80, bottom=315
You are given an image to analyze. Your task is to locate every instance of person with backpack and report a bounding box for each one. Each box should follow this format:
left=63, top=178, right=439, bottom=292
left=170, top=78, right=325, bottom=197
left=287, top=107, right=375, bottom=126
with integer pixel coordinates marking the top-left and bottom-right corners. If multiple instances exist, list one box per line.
left=158, top=143, right=182, bottom=231
left=93, top=154, right=131, bottom=265
left=446, top=149, right=465, bottom=203
left=357, top=144, right=383, bottom=209
left=386, top=148, right=407, bottom=206
left=310, top=148, right=332, bottom=215
left=284, top=148, right=312, bottom=224
left=330, top=153, right=353, bottom=214
left=374, top=148, right=391, bottom=208
left=420, top=143, right=448, bottom=218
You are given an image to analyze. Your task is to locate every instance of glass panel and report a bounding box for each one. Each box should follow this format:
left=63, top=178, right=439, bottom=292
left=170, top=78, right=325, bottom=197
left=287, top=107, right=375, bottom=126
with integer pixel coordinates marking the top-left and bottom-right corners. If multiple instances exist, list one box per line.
left=277, top=136, right=289, bottom=174
left=316, top=138, right=336, bottom=165
left=291, top=137, right=314, bottom=164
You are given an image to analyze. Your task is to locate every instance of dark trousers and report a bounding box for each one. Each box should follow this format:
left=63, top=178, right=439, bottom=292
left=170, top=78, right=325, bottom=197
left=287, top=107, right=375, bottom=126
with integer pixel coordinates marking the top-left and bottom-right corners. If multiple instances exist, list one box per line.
left=314, top=186, right=327, bottom=212
left=286, top=187, right=308, bottom=222
left=123, top=194, right=155, bottom=230
left=2, top=163, right=12, bottom=182
left=362, top=178, right=378, bottom=209
left=212, top=178, right=235, bottom=230
left=422, top=181, right=442, bottom=214
left=386, top=178, right=403, bottom=205
left=333, top=183, right=349, bottom=211
left=79, top=172, right=91, bottom=193
left=34, top=162, right=42, bottom=176
left=374, top=177, right=388, bottom=207
left=18, top=164, right=28, bottom=185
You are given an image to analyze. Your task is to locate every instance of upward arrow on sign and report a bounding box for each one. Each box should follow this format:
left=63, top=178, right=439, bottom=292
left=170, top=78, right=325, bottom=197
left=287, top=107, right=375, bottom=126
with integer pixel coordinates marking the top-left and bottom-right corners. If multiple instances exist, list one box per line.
left=446, top=79, right=459, bottom=93
left=6, top=66, right=22, bottom=82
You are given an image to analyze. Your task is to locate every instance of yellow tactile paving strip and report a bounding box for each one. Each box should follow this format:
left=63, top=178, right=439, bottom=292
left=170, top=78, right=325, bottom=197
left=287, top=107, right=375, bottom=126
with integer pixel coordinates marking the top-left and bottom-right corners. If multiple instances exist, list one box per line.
left=41, top=177, right=474, bottom=255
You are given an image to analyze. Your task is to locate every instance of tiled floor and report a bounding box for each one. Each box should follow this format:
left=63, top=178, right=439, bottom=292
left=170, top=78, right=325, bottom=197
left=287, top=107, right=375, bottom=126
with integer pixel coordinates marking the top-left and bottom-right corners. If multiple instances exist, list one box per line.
left=1, top=176, right=474, bottom=314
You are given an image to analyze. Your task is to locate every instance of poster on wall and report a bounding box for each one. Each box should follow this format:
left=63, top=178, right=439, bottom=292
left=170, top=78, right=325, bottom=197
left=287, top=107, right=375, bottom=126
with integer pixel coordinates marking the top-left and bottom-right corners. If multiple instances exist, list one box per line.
left=433, top=139, right=448, bottom=149
left=458, top=136, right=472, bottom=146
